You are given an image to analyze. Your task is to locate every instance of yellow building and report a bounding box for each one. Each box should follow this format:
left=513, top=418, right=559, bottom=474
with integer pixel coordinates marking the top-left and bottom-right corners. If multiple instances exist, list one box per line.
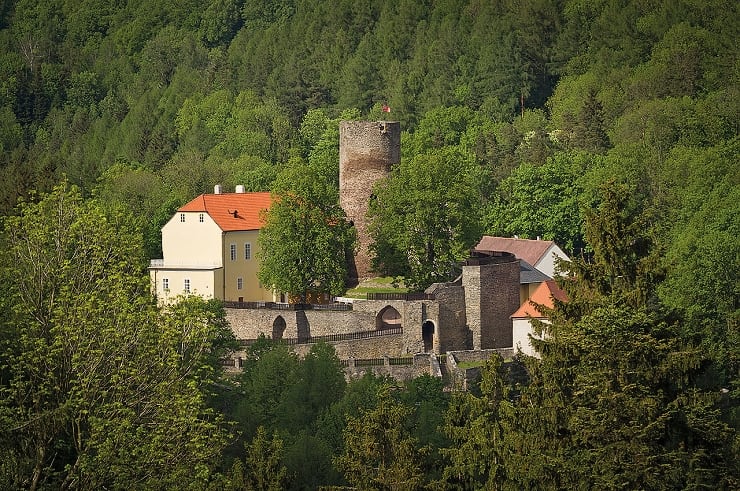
left=149, top=187, right=274, bottom=303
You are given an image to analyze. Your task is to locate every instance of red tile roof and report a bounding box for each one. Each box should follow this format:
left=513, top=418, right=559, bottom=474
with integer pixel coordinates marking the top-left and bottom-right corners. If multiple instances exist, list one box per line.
left=511, top=280, right=568, bottom=318
left=178, top=192, right=271, bottom=232
left=476, top=236, right=555, bottom=266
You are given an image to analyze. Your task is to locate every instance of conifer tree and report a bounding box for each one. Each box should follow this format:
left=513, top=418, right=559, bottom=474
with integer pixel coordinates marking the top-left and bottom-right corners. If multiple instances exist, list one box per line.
left=442, top=180, right=737, bottom=489
left=335, top=386, right=426, bottom=490
left=514, top=180, right=736, bottom=488
left=571, top=89, right=610, bottom=154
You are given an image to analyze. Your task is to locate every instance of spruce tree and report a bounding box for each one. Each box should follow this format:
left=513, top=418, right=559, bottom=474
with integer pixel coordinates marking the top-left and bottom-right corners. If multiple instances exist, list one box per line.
left=443, top=180, right=738, bottom=489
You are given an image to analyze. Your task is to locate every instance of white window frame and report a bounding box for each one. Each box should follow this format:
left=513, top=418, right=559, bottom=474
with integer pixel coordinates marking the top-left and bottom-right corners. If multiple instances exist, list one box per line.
left=237, top=277, right=243, bottom=290
left=180, top=213, right=185, bottom=222
left=162, top=278, right=169, bottom=291
left=184, top=278, right=191, bottom=293
left=244, top=242, right=251, bottom=260
left=199, top=213, right=204, bottom=223
left=230, top=243, right=237, bottom=261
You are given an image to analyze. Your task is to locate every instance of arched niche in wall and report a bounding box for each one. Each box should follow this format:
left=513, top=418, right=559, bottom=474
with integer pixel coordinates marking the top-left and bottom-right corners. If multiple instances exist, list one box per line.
left=376, top=305, right=402, bottom=330
left=272, top=315, right=286, bottom=340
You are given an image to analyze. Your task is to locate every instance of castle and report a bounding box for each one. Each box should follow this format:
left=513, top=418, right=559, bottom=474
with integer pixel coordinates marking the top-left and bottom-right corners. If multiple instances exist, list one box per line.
left=150, top=121, right=568, bottom=378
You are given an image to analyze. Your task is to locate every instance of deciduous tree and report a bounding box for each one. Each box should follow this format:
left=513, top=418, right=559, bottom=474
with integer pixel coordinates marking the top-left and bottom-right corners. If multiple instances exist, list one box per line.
left=368, top=146, right=485, bottom=290
left=0, top=182, right=230, bottom=489
left=258, top=164, right=356, bottom=301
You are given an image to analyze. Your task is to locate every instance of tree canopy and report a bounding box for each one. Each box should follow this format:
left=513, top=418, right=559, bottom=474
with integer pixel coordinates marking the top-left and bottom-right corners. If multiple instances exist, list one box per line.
left=0, top=183, right=231, bottom=489
left=0, top=0, right=737, bottom=488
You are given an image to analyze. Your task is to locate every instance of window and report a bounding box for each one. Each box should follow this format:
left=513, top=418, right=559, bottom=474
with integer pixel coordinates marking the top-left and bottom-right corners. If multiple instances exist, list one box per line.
left=230, top=244, right=237, bottom=261
left=184, top=278, right=190, bottom=293
left=237, top=277, right=243, bottom=290
left=244, top=242, right=251, bottom=260
left=199, top=213, right=204, bottom=223
left=162, top=278, right=169, bottom=290
left=180, top=213, right=185, bottom=222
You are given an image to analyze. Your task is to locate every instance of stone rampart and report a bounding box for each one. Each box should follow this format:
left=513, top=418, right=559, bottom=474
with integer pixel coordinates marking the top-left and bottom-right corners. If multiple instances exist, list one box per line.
left=292, top=333, right=407, bottom=359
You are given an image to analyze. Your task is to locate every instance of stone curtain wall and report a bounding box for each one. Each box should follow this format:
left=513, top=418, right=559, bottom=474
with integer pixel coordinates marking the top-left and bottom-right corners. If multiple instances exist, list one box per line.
left=226, top=301, right=416, bottom=360
left=225, top=294, right=472, bottom=359
left=339, top=121, right=401, bottom=282
left=292, top=333, right=407, bottom=359
left=342, top=354, right=436, bottom=382
left=227, top=307, right=376, bottom=340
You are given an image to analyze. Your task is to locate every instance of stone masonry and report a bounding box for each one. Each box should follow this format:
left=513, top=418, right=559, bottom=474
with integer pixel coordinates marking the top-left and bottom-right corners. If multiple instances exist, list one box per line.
left=225, top=250, right=522, bottom=359
left=339, top=121, right=401, bottom=284
left=462, top=251, right=521, bottom=349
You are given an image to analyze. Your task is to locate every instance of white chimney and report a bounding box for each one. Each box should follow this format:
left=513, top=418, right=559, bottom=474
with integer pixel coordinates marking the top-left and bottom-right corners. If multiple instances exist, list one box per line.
left=235, top=184, right=245, bottom=193
left=214, top=184, right=222, bottom=194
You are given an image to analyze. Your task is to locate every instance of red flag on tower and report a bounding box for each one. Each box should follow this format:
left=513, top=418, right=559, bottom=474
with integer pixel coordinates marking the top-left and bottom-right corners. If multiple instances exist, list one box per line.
left=382, top=104, right=391, bottom=113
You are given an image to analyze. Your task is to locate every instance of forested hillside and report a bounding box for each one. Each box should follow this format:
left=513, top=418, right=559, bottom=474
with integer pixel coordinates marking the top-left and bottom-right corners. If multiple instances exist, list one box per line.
left=1, top=0, right=738, bottom=488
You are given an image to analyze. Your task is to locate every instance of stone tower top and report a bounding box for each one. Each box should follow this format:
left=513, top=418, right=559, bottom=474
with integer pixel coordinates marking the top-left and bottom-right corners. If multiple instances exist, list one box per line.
left=339, top=121, right=401, bottom=284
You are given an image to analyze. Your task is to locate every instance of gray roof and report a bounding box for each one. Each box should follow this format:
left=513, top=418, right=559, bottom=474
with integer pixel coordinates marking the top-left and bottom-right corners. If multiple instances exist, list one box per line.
left=519, top=259, right=551, bottom=283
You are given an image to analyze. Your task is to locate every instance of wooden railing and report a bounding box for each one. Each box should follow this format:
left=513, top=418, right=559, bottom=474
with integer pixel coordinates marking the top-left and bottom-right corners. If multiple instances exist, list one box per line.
left=366, top=292, right=434, bottom=301
left=237, top=327, right=403, bottom=347
left=339, top=356, right=415, bottom=368
left=223, top=301, right=352, bottom=311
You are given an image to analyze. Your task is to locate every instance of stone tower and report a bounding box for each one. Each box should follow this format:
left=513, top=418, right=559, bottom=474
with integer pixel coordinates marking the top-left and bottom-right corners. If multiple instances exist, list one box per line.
left=462, top=251, right=521, bottom=349
left=339, top=121, right=401, bottom=284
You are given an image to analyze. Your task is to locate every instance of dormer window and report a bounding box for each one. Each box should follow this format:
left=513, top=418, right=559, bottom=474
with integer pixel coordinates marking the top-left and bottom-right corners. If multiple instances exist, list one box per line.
left=180, top=213, right=185, bottom=222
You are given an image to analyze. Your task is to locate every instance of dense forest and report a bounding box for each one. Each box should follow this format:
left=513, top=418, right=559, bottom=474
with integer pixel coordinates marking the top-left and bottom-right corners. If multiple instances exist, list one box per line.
left=1, top=0, right=738, bottom=489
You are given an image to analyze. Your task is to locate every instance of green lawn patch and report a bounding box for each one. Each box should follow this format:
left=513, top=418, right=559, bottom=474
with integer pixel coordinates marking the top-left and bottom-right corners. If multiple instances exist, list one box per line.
left=343, top=277, right=408, bottom=298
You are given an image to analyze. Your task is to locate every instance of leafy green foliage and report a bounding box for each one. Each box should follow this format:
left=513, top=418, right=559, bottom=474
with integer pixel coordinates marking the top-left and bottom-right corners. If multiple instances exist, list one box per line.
left=0, top=0, right=737, bottom=487
left=257, top=163, right=356, bottom=300
left=227, top=426, right=288, bottom=491
left=0, top=183, right=230, bottom=489
left=335, top=385, right=426, bottom=490
left=368, top=146, right=485, bottom=290
left=485, top=152, right=591, bottom=253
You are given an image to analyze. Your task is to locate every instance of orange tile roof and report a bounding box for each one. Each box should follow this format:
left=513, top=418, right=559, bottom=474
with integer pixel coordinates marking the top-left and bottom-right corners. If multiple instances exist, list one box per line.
left=476, top=236, right=555, bottom=266
left=511, top=280, right=568, bottom=318
left=178, top=192, right=271, bottom=232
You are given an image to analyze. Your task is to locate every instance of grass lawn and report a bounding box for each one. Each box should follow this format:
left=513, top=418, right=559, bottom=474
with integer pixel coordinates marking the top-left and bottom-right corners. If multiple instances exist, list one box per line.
left=343, top=277, right=409, bottom=299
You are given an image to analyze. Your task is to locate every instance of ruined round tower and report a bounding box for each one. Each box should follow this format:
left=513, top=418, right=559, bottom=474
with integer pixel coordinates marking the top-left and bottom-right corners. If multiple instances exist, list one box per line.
left=339, top=120, right=401, bottom=284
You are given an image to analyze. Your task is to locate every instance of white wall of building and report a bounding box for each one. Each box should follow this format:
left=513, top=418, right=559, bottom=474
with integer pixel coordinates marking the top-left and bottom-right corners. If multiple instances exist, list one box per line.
left=161, top=212, right=223, bottom=267
left=150, top=268, right=222, bottom=303
left=534, top=244, right=569, bottom=278
left=512, top=317, right=548, bottom=358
